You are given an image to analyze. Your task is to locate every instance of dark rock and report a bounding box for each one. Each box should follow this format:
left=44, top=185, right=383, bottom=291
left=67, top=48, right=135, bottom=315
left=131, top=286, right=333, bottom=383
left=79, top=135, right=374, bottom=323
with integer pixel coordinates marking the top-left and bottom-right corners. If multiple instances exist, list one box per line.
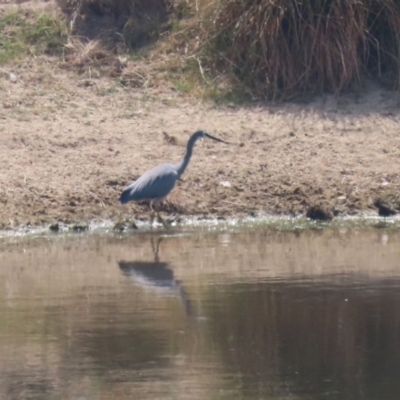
left=113, top=222, right=125, bottom=232
left=49, top=223, right=59, bottom=232
left=374, top=200, right=397, bottom=217
left=306, top=205, right=333, bottom=221
left=128, top=221, right=138, bottom=230
left=71, top=224, right=88, bottom=232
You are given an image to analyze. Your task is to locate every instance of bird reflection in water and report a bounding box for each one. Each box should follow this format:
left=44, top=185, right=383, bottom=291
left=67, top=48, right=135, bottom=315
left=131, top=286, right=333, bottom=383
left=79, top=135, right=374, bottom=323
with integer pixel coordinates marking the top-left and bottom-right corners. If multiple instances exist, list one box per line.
left=118, top=236, right=192, bottom=317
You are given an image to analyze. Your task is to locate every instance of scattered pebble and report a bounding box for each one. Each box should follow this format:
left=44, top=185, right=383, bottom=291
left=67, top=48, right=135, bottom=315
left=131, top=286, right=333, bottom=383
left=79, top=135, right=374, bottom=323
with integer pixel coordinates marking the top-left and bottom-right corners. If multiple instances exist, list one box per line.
left=219, top=181, right=232, bottom=188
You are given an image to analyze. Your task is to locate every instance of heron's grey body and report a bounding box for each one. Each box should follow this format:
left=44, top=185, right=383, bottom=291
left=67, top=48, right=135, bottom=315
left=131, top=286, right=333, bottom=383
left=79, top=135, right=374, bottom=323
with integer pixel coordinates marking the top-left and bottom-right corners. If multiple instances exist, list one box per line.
left=119, top=130, right=227, bottom=207
left=119, top=163, right=178, bottom=204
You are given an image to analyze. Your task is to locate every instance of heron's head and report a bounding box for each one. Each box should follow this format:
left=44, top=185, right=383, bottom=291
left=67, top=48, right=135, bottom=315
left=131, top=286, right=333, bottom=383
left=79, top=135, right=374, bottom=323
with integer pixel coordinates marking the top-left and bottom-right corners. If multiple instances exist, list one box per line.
left=193, top=130, right=229, bottom=144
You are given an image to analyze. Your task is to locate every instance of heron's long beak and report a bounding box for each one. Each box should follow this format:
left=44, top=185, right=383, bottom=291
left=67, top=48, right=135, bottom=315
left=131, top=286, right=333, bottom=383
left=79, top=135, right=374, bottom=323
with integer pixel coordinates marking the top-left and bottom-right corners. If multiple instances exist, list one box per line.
left=204, top=132, right=229, bottom=144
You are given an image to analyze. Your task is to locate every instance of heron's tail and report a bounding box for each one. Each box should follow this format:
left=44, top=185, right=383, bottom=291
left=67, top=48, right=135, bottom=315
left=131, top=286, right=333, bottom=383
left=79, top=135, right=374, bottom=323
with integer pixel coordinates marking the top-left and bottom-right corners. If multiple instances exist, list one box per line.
left=119, top=188, right=132, bottom=204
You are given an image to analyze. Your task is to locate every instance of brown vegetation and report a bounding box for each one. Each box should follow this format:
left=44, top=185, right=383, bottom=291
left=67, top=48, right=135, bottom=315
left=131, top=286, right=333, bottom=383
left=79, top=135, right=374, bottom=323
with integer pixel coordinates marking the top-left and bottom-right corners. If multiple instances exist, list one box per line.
left=1, top=0, right=400, bottom=229
left=56, top=0, right=174, bottom=48
left=199, top=0, right=400, bottom=99
left=53, top=0, right=400, bottom=99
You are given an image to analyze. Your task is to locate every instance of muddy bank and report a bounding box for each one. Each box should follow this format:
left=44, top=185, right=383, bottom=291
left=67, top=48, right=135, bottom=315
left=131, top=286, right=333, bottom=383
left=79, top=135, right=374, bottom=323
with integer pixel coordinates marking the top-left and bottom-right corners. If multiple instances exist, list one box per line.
left=1, top=58, right=400, bottom=229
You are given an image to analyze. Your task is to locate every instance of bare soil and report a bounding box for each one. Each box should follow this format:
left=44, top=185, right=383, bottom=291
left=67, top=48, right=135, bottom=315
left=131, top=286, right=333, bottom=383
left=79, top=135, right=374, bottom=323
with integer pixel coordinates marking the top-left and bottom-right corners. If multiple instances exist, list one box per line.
left=1, top=2, right=400, bottom=229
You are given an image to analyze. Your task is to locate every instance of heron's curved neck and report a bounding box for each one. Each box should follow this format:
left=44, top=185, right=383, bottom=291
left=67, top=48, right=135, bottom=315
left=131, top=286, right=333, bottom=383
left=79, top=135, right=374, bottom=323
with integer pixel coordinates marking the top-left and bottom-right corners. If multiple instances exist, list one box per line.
left=176, top=134, right=198, bottom=178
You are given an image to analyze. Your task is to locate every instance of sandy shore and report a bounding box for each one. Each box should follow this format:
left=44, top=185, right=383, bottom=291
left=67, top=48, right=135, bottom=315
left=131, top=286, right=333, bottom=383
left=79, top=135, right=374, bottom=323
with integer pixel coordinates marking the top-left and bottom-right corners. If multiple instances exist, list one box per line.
left=1, top=38, right=400, bottom=229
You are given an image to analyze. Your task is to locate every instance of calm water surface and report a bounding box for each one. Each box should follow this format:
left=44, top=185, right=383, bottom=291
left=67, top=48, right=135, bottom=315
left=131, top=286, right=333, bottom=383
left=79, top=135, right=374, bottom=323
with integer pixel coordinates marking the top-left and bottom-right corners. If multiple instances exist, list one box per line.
left=1, top=227, right=400, bottom=400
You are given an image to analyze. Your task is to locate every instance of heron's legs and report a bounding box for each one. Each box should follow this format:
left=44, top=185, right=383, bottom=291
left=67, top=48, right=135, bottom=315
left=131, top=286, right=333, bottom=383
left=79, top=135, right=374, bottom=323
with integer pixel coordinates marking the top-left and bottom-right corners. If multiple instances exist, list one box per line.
left=150, top=201, right=169, bottom=229
left=149, top=202, right=156, bottom=228
left=156, top=211, right=169, bottom=229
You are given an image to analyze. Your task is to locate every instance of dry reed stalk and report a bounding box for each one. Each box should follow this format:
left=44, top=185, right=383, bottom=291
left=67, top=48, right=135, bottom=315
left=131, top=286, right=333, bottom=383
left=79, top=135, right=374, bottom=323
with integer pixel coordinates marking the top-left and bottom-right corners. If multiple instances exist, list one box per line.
left=197, top=0, right=400, bottom=99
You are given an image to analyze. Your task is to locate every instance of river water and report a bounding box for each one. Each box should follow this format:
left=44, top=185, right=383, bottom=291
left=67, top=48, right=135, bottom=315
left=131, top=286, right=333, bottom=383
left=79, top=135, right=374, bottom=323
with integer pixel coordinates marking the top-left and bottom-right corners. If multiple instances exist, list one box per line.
left=0, top=226, right=400, bottom=400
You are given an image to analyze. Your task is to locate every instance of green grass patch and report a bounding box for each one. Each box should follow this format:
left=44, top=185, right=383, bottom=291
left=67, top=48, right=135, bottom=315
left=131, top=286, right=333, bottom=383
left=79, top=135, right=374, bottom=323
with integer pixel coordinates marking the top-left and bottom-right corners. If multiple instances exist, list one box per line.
left=173, top=77, right=194, bottom=93
left=206, top=86, right=253, bottom=105
left=0, top=12, right=68, bottom=65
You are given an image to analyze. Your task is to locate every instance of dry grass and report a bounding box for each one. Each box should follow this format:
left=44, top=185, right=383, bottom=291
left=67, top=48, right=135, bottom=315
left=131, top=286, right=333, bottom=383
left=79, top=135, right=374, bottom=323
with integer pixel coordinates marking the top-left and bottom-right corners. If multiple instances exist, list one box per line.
left=3, top=0, right=400, bottom=100
left=63, top=37, right=128, bottom=76
left=105, top=0, right=400, bottom=101
left=195, top=0, right=400, bottom=99
left=56, top=0, right=174, bottom=48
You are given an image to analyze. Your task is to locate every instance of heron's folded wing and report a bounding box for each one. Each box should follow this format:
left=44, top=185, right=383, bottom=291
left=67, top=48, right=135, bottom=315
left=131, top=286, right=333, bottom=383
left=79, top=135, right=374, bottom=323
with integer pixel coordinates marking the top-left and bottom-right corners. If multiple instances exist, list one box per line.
left=120, top=164, right=178, bottom=203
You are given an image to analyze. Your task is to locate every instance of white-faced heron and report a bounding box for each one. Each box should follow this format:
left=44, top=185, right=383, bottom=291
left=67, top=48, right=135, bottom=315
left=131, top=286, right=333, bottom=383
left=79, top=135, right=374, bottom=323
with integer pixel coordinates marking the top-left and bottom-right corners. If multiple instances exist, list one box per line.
left=119, top=130, right=228, bottom=227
